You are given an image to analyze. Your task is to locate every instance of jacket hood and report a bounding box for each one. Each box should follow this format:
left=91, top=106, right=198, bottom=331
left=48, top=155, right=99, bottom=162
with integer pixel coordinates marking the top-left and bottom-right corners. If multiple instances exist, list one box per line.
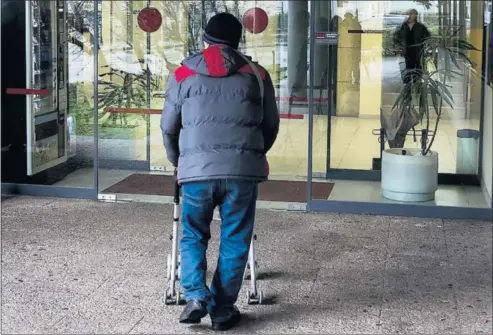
left=182, top=45, right=250, bottom=78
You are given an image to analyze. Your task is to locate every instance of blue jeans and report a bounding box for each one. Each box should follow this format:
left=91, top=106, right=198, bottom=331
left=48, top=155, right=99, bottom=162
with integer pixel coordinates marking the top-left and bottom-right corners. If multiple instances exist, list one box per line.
left=180, top=179, right=258, bottom=322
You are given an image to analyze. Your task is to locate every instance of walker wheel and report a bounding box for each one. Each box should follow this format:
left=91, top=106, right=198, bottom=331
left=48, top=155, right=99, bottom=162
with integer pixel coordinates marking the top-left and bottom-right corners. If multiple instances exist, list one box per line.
left=164, top=288, right=174, bottom=305
left=247, top=290, right=263, bottom=305
left=176, top=290, right=181, bottom=305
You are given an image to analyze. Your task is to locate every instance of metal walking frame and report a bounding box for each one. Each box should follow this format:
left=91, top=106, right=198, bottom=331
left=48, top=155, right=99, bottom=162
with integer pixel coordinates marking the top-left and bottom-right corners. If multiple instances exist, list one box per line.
left=164, top=169, right=265, bottom=305
left=164, top=169, right=184, bottom=305
left=244, top=233, right=264, bottom=304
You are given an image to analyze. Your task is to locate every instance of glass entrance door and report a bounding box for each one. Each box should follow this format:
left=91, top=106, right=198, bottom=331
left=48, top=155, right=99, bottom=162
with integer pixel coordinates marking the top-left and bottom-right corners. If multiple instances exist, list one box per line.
left=307, top=0, right=489, bottom=207
left=95, top=0, right=313, bottom=200
left=308, top=0, right=388, bottom=182
left=309, top=0, right=488, bottom=177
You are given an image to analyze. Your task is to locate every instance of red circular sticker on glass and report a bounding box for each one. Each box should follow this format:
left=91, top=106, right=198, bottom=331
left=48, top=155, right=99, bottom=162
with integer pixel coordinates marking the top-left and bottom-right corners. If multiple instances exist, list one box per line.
left=243, top=7, right=269, bottom=34
left=137, top=7, right=162, bottom=33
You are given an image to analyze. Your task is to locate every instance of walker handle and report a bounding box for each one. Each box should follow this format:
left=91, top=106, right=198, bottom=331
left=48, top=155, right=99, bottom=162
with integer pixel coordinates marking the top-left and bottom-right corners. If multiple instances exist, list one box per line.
left=173, top=168, right=180, bottom=204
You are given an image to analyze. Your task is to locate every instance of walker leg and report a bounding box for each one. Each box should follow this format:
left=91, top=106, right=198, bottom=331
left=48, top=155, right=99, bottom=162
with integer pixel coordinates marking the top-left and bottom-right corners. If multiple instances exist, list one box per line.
left=246, top=235, right=264, bottom=305
left=244, top=234, right=259, bottom=280
left=164, top=202, right=185, bottom=305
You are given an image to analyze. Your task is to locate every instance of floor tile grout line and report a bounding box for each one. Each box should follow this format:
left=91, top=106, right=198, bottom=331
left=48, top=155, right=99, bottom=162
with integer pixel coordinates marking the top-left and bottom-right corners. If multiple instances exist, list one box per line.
left=441, top=218, right=462, bottom=334
left=46, top=276, right=112, bottom=332
left=336, top=125, right=360, bottom=169
left=127, top=315, right=145, bottom=334
left=306, top=245, right=325, bottom=299
left=376, top=217, right=391, bottom=333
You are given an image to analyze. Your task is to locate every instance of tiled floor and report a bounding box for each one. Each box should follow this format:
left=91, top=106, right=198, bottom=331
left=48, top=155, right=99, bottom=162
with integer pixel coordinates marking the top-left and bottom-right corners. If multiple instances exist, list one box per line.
left=143, top=115, right=481, bottom=176
left=54, top=168, right=490, bottom=209
left=327, top=179, right=489, bottom=208
left=55, top=111, right=486, bottom=209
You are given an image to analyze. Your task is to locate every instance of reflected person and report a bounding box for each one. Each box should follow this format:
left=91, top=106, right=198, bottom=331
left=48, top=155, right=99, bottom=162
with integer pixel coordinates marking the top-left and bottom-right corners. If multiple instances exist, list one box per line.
left=290, top=9, right=309, bottom=98
left=393, top=8, right=430, bottom=83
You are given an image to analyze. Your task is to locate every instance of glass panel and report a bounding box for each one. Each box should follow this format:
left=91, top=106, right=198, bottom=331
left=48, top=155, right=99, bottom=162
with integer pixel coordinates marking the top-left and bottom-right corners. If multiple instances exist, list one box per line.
left=308, top=0, right=490, bottom=209
left=96, top=0, right=152, bottom=192
left=148, top=0, right=311, bottom=180
left=309, top=0, right=487, bottom=176
left=310, top=1, right=332, bottom=178
left=1, top=0, right=95, bottom=189
left=149, top=1, right=189, bottom=172
left=239, top=0, right=310, bottom=179
left=382, top=0, right=485, bottom=175
left=96, top=0, right=313, bottom=197
left=308, top=0, right=336, bottom=201
left=97, top=1, right=148, bottom=166
left=378, top=0, right=484, bottom=175
left=323, top=1, right=382, bottom=171
left=488, top=0, right=493, bottom=85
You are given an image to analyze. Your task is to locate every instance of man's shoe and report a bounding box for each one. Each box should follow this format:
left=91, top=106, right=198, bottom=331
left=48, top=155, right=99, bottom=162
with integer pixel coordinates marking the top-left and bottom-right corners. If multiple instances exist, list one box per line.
left=211, top=306, right=241, bottom=331
left=179, top=300, right=208, bottom=324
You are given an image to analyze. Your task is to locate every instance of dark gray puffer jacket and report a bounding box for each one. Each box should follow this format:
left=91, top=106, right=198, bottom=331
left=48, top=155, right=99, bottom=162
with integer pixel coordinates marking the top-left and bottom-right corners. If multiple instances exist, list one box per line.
left=160, top=45, right=280, bottom=184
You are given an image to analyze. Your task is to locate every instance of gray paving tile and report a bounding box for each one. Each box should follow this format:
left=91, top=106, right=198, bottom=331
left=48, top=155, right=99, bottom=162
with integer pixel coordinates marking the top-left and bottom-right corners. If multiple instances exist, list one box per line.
left=442, top=219, right=492, bottom=334
left=306, top=239, right=388, bottom=333
left=379, top=217, right=463, bottom=334
left=2, top=197, right=492, bottom=334
left=380, top=256, right=460, bottom=333
left=47, top=274, right=147, bottom=334
left=454, top=290, right=492, bottom=334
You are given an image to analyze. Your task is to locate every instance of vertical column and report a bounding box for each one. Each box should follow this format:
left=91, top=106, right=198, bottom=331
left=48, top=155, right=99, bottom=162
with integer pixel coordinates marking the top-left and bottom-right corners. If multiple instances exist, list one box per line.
left=287, top=0, right=309, bottom=98
left=336, top=8, right=362, bottom=116
left=439, top=1, right=443, bottom=37
left=126, top=0, right=133, bottom=52
left=83, top=30, right=95, bottom=107
left=314, top=1, right=329, bottom=91
left=180, top=1, right=189, bottom=57
left=453, top=0, right=458, bottom=29
left=357, top=2, right=382, bottom=118
left=459, top=0, right=466, bottom=40
left=469, top=0, right=484, bottom=120
left=444, top=0, right=450, bottom=28
left=134, top=1, right=148, bottom=61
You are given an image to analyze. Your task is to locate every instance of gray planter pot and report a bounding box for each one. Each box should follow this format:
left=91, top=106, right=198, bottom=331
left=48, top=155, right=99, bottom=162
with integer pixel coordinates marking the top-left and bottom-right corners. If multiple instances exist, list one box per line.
left=381, top=148, right=439, bottom=202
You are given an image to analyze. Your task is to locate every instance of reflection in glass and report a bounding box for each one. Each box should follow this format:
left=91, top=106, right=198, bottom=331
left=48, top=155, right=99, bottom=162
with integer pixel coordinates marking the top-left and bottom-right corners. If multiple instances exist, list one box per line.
left=320, top=1, right=487, bottom=175
left=0, top=0, right=95, bottom=187
left=309, top=0, right=490, bottom=209
left=94, top=0, right=314, bottom=195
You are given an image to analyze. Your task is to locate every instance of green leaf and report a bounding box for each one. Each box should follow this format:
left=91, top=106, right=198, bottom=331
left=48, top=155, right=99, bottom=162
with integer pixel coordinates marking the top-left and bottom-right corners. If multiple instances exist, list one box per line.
left=451, top=26, right=462, bottom=37
left=429, top=86, right=440, bottom=116
left=448, top=53, right=462, bottom=71
left=418, top=91, right=427, bottom=120
left=457, top=39, right=479, bottom=51
left=433, top=84, right=454, bottom=108
left=436, top=81, right=454, bottom=100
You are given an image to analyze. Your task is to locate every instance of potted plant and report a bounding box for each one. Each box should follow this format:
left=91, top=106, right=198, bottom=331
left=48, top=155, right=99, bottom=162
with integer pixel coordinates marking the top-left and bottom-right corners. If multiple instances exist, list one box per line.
left=381, top=26, right=479, bottom=202
left=97, top=59, right=158, bottom=161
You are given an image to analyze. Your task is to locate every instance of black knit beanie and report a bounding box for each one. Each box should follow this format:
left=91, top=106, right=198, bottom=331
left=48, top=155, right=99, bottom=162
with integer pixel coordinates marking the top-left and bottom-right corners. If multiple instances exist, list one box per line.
left=203, top=12, right=243, bottom=49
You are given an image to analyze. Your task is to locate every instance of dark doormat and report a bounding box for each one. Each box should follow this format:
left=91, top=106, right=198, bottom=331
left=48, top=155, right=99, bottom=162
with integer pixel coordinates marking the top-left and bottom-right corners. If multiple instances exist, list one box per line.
left=104, top=174, right=334, bottom=202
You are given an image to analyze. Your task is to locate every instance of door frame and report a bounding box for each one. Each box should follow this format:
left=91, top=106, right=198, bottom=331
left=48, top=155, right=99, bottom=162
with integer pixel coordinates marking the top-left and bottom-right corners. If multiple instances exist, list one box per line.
left=305, top=0, right=490, bottom=220
left=307, top=0, right=484, bottom=188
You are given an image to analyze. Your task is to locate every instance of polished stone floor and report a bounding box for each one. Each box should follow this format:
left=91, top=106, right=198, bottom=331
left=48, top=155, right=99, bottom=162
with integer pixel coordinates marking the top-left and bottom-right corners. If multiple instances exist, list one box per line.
left=55, top=168, right=490, bottom=209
